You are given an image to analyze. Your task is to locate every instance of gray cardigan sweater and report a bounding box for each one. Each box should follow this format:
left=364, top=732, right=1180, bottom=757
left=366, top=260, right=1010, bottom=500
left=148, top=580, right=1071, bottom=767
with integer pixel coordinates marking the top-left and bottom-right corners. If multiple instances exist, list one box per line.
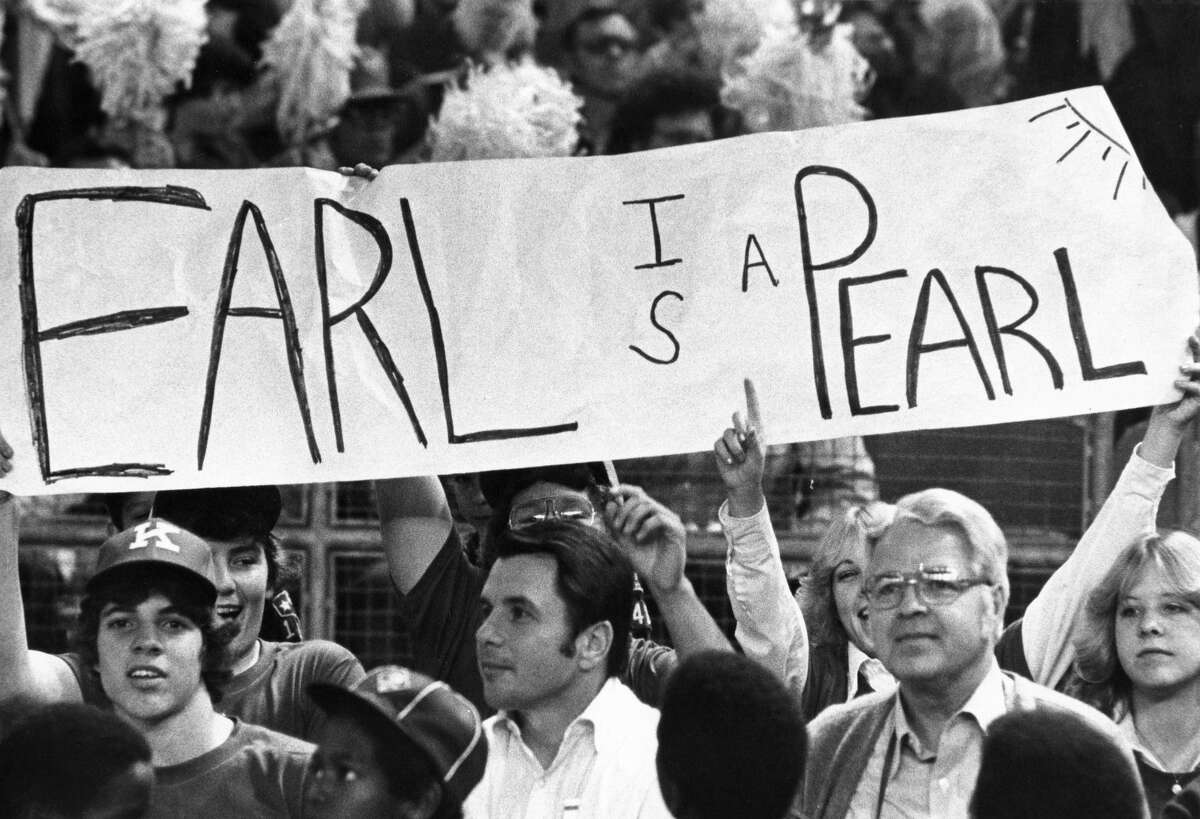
left=796, top=670, right=1147, bottom=819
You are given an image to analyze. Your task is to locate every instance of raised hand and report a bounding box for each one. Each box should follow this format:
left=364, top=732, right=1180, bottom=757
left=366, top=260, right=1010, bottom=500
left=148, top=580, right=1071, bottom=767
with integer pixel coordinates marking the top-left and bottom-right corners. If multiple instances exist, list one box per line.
left=713, top=378, right=766, bottom=516
left=603, top=484, right=687, bottom=596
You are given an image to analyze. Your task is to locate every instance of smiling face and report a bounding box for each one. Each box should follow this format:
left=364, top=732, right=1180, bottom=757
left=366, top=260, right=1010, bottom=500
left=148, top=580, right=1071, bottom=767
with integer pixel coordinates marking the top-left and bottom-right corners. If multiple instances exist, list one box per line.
left=96, top=592, right=207, bottom=724
left=475, top=553, right=582, bottom=713
left=208, top=537, right=269, bottom=665
left=869, top=520, right=1004, bottom=696
left=832, top=542, right=874, bottom=655
left=304, top=715, right=403, bottom=819
left=1115, top=562, right=1200, bottom=698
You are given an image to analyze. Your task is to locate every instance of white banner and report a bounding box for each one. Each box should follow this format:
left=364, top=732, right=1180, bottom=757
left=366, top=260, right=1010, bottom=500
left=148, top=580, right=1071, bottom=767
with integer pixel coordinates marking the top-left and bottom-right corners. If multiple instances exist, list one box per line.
left=0, top=86, right=1194, bottom=494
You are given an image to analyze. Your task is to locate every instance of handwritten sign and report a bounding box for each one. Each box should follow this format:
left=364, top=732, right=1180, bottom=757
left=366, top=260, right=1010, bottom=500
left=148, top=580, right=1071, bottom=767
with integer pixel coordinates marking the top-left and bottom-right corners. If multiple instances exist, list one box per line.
left=0, top=86, right=1194, bottom=494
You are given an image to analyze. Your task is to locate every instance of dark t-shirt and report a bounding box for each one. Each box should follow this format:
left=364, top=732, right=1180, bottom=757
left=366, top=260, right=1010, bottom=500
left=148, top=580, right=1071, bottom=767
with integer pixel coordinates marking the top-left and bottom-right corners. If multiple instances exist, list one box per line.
left=218, top=640, right=366, bottom=741
left=399, top=529, right=678, bottom=715
left=149, top=719, right=313, bottom=818
left=60, top=639, right=365, bottom=742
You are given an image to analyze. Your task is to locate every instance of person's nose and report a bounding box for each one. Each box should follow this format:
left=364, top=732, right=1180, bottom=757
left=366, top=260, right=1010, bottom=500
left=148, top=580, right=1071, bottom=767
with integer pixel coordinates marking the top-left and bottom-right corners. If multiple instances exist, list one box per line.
left=212, top=556, right=236, bottom=596
left=896, top=580, right=928, bottom=615
left=476, top=609, right=503, bottom=646
left=132, top=621, right=163, bottom=654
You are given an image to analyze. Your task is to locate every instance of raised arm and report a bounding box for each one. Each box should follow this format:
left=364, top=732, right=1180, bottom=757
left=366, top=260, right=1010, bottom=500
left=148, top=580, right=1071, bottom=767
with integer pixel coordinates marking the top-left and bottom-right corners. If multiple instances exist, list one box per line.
left=604, top=485, right=732, bottom=657
left=714, top=379, right=808, bottom=699
left=0, top=434, right=82, bottom=707
left=374, top=476, right=455, bottom=595
left=1020, top=332, right=1200, bottom=686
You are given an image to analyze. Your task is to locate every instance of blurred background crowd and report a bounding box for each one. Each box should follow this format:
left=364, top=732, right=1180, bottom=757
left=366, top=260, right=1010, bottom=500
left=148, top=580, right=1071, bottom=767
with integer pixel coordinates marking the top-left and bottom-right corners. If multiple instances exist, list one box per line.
left=0, top=0, right=1196, bottom=242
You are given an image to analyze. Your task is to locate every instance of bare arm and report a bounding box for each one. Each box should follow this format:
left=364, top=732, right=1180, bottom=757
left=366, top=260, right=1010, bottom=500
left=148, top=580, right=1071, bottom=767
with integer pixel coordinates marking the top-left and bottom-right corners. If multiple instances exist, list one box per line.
left=374, top=476, right=455, bottom=596
left=0, top=436, right=81, bottom=706
left=604, top=485, right=732, bottom=656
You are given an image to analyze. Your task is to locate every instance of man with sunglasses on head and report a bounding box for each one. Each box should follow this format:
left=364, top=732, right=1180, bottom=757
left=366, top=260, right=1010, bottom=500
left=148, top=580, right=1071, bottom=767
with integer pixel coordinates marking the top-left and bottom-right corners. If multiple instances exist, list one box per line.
left=375, top=464, right=731, bottom=714
left=798, top=487, right=1142, bottom=819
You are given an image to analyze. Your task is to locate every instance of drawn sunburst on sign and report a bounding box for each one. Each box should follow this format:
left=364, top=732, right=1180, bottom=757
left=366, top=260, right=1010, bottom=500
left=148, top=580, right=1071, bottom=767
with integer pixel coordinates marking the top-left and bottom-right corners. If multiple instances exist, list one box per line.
left=1029, top=97, right=1146, bottom=201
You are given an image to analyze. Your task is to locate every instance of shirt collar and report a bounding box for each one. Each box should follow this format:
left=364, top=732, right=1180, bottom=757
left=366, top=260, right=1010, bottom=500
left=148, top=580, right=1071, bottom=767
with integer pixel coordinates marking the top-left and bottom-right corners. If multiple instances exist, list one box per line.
left=892, top=659, right=1007, bottom=751
left=492, top=677, right=625, bottom=756
left=848, top=643, right=895, bottom=698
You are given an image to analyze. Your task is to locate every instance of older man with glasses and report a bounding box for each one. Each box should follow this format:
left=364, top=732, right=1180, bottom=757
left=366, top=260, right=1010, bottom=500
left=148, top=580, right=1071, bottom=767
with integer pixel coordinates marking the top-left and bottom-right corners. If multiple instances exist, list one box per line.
left=799, top=487, right=1145, bottom=819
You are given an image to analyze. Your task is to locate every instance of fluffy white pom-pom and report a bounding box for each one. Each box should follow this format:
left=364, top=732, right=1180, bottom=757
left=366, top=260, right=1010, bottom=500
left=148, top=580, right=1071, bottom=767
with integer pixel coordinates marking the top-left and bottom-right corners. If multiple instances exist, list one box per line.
left=61, top=0, right=208, bottom=127
left=722, top=23, right=869, bottom=133
left=428, top=59, right=582, bottom=162
left=260, top=0, right=367, bottom=146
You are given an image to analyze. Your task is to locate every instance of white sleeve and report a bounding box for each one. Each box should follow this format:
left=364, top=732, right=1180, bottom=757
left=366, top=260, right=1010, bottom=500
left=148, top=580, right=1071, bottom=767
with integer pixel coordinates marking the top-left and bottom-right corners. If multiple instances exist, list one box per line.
left=721, top=499, right=808, bottom=700
left=1020, top=447, right=1174, bottom=686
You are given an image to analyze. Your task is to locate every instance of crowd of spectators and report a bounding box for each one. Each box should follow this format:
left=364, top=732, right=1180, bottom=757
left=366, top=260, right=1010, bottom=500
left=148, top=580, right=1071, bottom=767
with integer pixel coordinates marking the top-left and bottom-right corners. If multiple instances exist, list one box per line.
left=2, top=1, right=1200, bottom=818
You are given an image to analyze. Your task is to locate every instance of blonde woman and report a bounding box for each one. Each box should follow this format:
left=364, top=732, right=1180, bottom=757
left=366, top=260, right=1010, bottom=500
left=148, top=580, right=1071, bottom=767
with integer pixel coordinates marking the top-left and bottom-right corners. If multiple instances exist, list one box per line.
left=1071, top=532, right=1200, bottom=816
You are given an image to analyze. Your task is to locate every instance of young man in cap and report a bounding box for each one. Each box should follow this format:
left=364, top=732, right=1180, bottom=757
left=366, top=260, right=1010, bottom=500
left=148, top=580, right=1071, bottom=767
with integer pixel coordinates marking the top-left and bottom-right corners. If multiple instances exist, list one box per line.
left=145, top=485, right=366, bottom=741
left=0, top=506, right=313, bottom=816
left=464, top=520, right=671, bottom=817
left=305, top=665, right=487, bottom=819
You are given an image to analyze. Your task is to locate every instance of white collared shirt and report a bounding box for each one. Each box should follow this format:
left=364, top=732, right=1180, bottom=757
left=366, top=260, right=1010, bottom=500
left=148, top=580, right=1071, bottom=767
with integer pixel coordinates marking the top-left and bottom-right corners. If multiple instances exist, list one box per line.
left=847, top=642, right=896, bottom=700
left=848, top=660, right=1009, bottom=818
left=463, top=678, right=672, bottom=819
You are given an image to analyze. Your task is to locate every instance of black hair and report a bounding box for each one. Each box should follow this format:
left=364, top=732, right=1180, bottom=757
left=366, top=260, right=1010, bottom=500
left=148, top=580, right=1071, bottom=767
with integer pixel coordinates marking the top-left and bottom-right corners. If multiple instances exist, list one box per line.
left=319, top=700, right=460, bottom=819
left=656, top=650, right=806, bottom=819
left=477, top=463, right=608, bottom=562
left=562, top=6, right=634, bottom=51
left=606, top=66, right=725, bottom=154
left=492, top=520, right=633, bottom=676
left=0, top=702, right=152, bottom=818
left=75, top=565, right=233, bottom=704
left=970, top=707, right=1145, bottom=819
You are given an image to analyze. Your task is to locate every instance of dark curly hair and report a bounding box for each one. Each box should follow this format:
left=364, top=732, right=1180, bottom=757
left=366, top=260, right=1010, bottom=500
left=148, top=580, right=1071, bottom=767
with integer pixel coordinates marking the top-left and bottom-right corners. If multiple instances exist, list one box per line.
left=75, top=565, right=233, bottom=704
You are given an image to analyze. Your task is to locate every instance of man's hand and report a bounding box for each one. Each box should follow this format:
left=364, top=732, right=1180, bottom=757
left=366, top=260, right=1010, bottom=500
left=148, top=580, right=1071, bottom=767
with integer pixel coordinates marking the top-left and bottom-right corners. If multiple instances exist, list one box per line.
left=337, top=163, right=380, bottom=180
left=713, top=378, right=766, bottom=517
left=603, top=484, right=687, bottom=596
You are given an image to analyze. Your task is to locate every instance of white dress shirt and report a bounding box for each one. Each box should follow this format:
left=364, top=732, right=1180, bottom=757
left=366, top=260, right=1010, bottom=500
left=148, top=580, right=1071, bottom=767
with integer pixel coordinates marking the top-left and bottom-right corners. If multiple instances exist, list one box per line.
left=464, top=678, right=672, bottom=819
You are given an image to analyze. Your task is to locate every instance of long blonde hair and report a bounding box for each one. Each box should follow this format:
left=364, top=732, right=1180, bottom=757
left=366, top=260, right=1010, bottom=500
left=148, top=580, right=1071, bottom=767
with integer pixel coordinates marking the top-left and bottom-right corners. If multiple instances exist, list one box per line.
left=1071, top=530, right=1200, bottom=717
left=798, top=502, right=894, bottom=646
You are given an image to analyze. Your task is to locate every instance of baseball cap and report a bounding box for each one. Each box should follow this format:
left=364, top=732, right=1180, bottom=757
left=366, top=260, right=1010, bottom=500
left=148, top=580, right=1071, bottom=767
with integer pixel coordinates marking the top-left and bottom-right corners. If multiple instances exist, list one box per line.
left=308, top=666, right=487, bottom=808
left=153, top=485, right=282, bottom=541
left=87, top=518, right=218, bottom=603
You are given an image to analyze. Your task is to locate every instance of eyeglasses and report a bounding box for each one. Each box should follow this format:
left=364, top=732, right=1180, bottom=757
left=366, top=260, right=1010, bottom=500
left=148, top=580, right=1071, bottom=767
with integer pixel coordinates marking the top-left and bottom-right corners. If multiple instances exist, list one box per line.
left=865, top=566, right=993, bottom=610
left=507, top=496, right=596, bottom=530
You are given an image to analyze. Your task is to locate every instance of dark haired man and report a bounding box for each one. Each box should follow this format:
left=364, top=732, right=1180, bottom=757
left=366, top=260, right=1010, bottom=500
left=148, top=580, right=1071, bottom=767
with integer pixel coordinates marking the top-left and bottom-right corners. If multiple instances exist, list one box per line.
left=656, top=651, right=807, bottom=819
left=464, top=520, right=671, bottom=817
left=376, top=466, right=731, bottom=714
left=606, top=66, right=729, bottom=154
left=148, top=486, right=366, bottom=740
left=0, top=508, right=312, bottom=816
left=560, top=6, right=644, bottom=152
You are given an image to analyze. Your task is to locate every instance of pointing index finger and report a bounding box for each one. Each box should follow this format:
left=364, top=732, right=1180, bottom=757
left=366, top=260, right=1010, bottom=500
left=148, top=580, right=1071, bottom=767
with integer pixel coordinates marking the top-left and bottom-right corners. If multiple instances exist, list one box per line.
left=744, top=378, right=763, bottom=436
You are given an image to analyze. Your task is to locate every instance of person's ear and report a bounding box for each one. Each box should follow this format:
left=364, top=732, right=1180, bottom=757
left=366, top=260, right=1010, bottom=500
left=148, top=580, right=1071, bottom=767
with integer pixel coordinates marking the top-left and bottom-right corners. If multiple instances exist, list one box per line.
left=574, top=620, right=614, bottom=672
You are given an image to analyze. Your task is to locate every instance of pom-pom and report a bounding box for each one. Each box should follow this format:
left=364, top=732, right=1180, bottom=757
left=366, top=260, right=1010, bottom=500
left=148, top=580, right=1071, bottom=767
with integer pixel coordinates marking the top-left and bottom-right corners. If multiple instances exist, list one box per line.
left=260, top=0, right=367, bottom=147
left=427, top=59, right=582, bottom=162
left=51, top=0, right=208, bottom=128
left=692, top=0, right=768, bottom=77
left=722, top=23, right=869, bottom=133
